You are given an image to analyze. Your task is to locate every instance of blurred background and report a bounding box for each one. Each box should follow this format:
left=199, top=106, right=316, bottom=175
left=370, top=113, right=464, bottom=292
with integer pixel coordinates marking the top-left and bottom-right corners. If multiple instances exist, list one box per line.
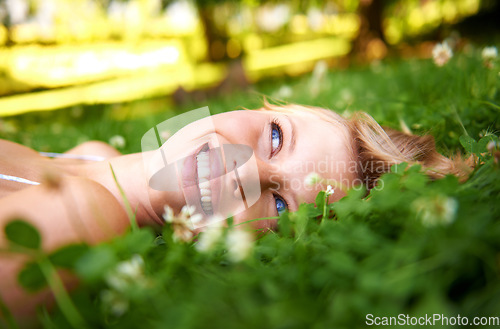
left=0, top=0, right=498, bottom=117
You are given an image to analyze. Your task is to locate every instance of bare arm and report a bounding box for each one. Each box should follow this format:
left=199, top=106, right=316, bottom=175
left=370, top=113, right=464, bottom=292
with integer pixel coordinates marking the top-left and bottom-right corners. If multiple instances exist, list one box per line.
left=0, top=176, right=129, bottom=323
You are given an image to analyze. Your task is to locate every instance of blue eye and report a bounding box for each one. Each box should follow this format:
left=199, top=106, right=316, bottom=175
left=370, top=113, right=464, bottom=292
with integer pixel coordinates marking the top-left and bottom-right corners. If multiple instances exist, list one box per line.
left=274, top=195, right=287, bottom=215
left=271, top=122, right=282, bottom=156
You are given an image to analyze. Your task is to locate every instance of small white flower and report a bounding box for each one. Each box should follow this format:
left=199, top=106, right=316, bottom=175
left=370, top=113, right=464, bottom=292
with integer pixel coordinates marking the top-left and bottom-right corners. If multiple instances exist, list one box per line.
left=432, top=42, right=453, bottom=67
left=304, top=172, right=321, bottom=187
left=226, top=229, right=253, bottom=262
left=109, top=135, right=126, bottom=149
left=487, top=140, right=497, bottom=152
left=180, top=205, right=202, bottom=229
left=482, top=46, right=498, bottom=61
left=276, top=85, right=292, bottom=99
left=177, top=229, right=194, bottom=242
left=413, top=195, right=458, bottom=227
left=101, top=255, right=147, bottom=317
left=163, top=205, right=175, bottom=223
left=162, top=204, right=203, bottom=242
left=192, top=214, right=203, bottom=226
left=325, top=185, right=334, bottom=196
left=105, top=255, right=146, bottom=292
left=181, top=204, right=195, bottom=216
left=115, top=254, right=144, bottom=278
left=196, top=216, right=224, bottom=252
left=101, top=289, right=129, bottom=317
left=340, top=88, right=354, bottom=103
left=309, top=60, right=329, bottom=96
left=312, top=60, right=328, bottom=82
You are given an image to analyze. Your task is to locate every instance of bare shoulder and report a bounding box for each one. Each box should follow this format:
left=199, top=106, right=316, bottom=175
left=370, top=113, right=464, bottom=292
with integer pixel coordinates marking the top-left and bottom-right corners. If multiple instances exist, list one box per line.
left=0, top=138, right=121, bottom=160
left=0, top=176, right=130, bottom=321
left=0, top=139, right=40, bottom=158
left=0, top=175, right=130, bottom=250
left=65, top=140, right=122, bottom=159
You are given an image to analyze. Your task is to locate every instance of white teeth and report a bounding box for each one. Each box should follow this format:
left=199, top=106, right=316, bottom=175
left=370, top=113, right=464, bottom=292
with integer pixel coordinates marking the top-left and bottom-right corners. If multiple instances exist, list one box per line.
left=198, top=166, right=210, bottom=178
left=199, top=181, right=210, bottom=189
left=196, top=147, right=213, bottom=215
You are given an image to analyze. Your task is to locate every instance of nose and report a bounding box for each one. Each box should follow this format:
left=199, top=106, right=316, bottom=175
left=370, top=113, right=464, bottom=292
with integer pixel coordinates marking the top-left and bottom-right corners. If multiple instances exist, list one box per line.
left=222, top=144, right=262, bottom=208
left=222, top=144, right=281, bottom=202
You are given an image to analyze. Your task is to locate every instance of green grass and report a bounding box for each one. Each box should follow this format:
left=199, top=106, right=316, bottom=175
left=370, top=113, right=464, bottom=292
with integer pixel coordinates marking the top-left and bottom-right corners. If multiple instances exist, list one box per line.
left=1, top=44, right=498, bottom=154
left=1, top=43, right=499, bottom=328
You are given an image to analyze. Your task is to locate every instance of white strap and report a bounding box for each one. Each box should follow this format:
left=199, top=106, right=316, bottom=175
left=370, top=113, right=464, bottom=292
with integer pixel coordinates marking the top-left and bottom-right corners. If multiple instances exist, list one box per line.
left=39, top=152, right=105, bottom=161
left=0, top=174, right=40, bottom=185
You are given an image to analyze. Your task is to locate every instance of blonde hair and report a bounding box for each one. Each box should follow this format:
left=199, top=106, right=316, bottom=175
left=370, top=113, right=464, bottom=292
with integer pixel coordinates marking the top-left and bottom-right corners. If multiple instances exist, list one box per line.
left=260, top=101, right=472, bottom=190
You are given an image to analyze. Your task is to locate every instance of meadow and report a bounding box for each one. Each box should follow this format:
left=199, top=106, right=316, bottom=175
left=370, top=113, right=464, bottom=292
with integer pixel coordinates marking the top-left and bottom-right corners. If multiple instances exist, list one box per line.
left=1, top=43, right=499, bottom=328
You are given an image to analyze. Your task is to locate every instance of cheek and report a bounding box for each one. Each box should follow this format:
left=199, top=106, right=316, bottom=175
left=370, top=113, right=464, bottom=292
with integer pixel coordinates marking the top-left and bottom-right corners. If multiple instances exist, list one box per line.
left=232, top=197, right=276, bottom=230
left=253, top=218, right=278, bottom=232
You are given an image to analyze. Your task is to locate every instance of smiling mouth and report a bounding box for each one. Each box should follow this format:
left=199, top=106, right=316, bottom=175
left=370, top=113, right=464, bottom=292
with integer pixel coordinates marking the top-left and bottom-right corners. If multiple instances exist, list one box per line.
left=196, top=143, right=213, bottom=216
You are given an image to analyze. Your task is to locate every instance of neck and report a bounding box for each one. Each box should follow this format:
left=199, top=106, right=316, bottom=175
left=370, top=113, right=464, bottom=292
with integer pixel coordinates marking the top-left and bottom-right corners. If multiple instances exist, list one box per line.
left=82, top=153, right=184, bottom=227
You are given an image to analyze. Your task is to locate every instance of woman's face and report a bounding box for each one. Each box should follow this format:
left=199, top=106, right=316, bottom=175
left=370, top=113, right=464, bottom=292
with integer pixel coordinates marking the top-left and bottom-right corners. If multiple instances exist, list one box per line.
left=157, top=108, right=357, bottom=231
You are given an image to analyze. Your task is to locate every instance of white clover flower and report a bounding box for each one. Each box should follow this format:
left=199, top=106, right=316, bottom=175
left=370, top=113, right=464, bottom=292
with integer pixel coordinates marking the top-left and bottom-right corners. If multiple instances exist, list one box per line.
left=180, top=205, right=203, bottom=229
left=304, top=172, right=321, bottom=187
left=162, top=204, right=203, bottom=242
left=309, top=60, right=328, bottom=96
left=325, top=185, right=334, bottom=196
left=276, top=85, right=293, bottom=99
left=163, top=205, right=175, bottom=223
left=312, top=60, right=328, bottom=81
left=101, top=255, right=147, bottom=317
left=487, top=140, right=497, bottom=152
left=115, top=254, right=144, bottom=279
left=412, top=195, right=458, bottom=227
left=195, top=216, right=224, bottom=252
left=482, top=46, right=498, bottom=61
left=105, top=254, right=146, bottom=292
left=340, top=88, right=354, bottom=104
left=226, top=229, right=253, bottom=262
left=432, top=42, right=453, bottom=67
left=100, top=289, right=129, bottom=317
left=109, top=135, right=126, bottom=149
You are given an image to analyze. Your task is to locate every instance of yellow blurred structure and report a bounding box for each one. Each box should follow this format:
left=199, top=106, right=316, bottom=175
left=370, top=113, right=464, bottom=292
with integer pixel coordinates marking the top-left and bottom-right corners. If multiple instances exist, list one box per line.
left=4, top=41, right=183, bottom=87
left=384, top=0, right=481, bottom=44
left=0, top=0, right=486, bottom=116
left=0, top=62, right=227, bottom=116
left=244, top=37, right=351, bottom=80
